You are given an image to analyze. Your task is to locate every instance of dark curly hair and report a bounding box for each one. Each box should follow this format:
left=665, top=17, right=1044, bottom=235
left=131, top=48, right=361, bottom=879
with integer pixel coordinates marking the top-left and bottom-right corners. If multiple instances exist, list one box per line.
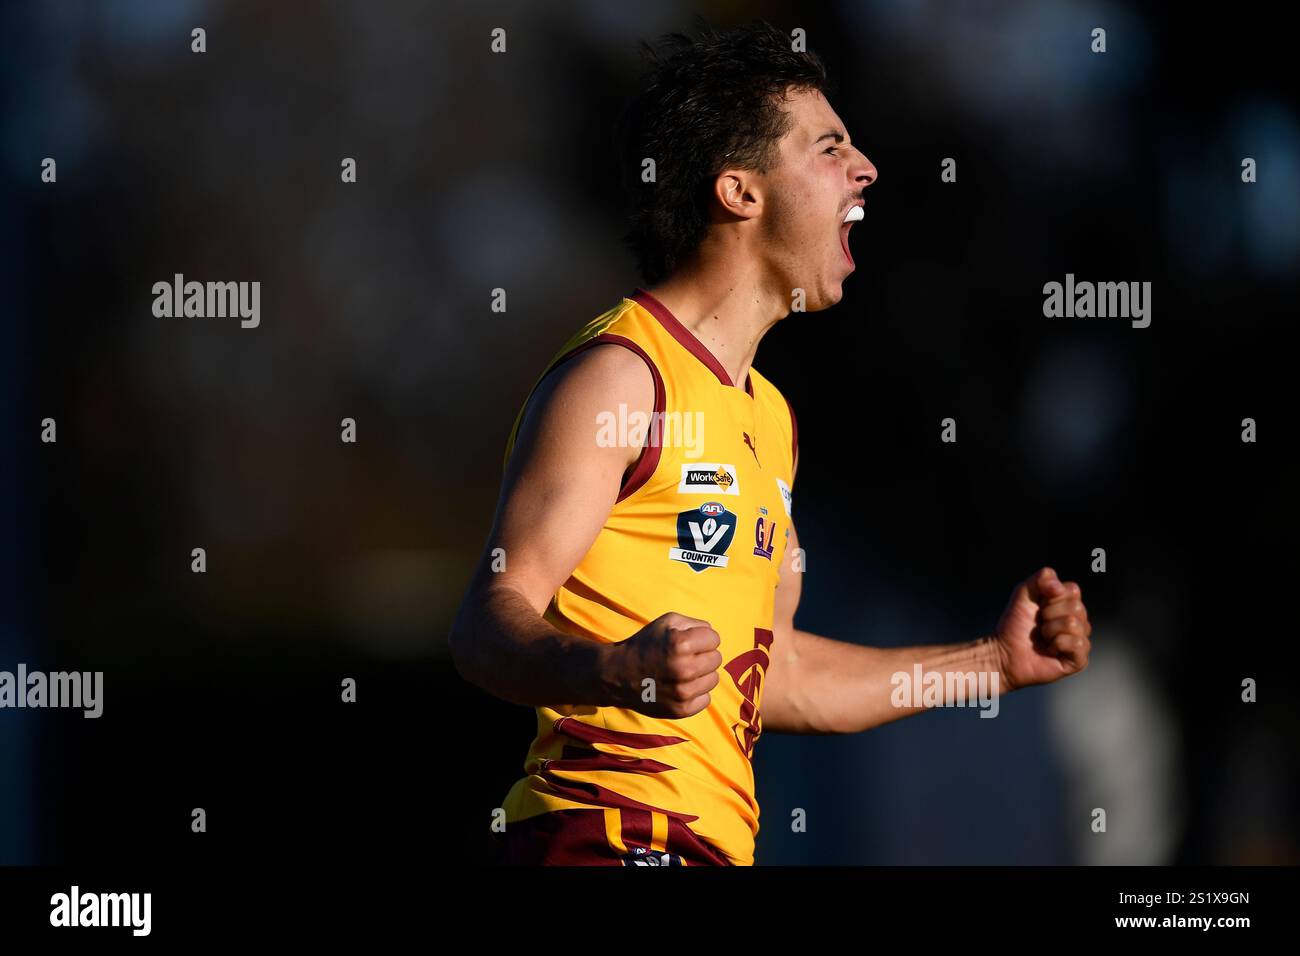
left=614, top=20, right=834, bottom=285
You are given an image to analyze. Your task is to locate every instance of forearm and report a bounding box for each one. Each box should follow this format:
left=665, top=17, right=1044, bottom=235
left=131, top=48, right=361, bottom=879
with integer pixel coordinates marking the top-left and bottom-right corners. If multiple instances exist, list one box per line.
left=449, top=583, right=608, bottom=708
left=767, top=629, right=1002, bottom=734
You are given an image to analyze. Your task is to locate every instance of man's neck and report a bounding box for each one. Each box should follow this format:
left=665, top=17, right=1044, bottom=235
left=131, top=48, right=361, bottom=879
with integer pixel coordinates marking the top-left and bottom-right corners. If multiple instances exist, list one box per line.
left=644, top=261, right=789, bottom=389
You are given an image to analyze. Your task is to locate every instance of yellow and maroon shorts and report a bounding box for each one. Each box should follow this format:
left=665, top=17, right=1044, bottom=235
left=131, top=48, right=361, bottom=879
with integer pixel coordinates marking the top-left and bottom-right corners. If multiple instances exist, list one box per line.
left=496, top=808, right=734, bottom=866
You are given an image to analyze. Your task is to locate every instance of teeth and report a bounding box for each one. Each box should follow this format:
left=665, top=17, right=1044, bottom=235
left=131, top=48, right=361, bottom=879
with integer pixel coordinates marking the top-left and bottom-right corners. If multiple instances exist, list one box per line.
left=843, top=205, right=864, bottom=224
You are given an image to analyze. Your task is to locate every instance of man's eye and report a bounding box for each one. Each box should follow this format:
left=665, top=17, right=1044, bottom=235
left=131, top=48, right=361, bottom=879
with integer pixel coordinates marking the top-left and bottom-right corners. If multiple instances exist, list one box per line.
left=824, top=146, right=838, bottom=156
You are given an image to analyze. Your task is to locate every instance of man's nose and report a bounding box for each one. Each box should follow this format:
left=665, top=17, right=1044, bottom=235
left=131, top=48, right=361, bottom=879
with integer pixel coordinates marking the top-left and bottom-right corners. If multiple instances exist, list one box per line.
left=851, top=150, right=877, bottom=189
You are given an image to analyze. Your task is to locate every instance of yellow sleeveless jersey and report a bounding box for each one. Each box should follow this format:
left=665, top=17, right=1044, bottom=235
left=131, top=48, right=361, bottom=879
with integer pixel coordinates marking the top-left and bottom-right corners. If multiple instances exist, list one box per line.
left=498, top=289, right=798, bottom=866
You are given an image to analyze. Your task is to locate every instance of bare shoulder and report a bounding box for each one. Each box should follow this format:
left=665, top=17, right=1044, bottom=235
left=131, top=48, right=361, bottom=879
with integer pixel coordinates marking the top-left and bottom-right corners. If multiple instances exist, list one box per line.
left=517, top=339, right=656, bottom=443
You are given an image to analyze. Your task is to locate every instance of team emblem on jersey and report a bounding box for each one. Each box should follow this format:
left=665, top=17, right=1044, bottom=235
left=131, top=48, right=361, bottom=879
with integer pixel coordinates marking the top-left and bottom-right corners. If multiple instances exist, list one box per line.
left=775, top=477, right=793, bottom=517
left=725, top=628, right=773, bottom=759
left=678, top=463, right=740, bottom=496
left=669, top=501, right=735, bottom=572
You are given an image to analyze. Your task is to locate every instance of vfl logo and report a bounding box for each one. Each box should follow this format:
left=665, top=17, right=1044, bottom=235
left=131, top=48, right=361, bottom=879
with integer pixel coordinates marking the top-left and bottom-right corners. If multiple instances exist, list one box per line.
left=669, top=502, right=735, bottom=572
left=724, top=628, right=773, bottom=759
left=775, top=478, right=793, bottom=517
left=753, top=512, right=776, bottom=560
left=678, top=463, right=740, bottom=496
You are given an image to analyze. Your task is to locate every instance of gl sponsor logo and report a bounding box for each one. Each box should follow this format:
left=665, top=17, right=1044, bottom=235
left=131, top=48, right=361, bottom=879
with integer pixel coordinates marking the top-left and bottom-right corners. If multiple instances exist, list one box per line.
left=753, top=510, right=777, bottom=560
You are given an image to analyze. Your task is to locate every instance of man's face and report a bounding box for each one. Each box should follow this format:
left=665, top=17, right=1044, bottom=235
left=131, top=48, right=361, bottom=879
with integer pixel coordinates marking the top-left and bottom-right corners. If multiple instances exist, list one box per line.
left=756, top=87, right=877, bottom=310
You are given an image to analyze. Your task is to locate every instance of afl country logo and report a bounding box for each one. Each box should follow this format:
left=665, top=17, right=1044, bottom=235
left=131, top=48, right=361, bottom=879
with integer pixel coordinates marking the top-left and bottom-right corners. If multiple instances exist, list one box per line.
left=678, top=463, right=741, bottom=496
left=669, top=502, right=736, bottom=572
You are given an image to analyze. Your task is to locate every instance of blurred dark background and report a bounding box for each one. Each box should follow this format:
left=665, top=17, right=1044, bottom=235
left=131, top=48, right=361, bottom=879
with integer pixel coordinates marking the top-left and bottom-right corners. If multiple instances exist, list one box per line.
left=2, top=1, right=1295, bottom=866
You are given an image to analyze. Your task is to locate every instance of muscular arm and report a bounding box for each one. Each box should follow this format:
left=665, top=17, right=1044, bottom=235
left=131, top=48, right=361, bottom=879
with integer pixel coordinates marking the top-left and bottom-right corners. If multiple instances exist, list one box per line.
left=449, top=345, right=725, bottom=717
left=761, top=469, right=1092, bottom=735
left=762, top=518, right=1002, bottom=734
left=448, top=344, right=648, bottom=707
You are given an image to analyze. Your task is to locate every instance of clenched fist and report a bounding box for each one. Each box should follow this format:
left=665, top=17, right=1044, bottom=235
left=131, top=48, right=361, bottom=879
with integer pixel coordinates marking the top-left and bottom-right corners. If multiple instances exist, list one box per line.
left=598, top=612, right=723, bottom=718
left=993, top=567, right=1093, bottom=691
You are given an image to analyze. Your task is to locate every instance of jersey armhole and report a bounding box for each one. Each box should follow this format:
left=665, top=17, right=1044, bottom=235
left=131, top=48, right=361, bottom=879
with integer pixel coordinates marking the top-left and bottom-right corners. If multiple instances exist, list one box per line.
left=527, top=333, right=666, bottom=503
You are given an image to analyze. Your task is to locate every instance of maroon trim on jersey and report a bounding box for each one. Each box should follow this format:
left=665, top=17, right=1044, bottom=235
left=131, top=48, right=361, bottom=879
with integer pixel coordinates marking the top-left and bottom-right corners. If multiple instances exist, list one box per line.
left=544, top=749, right=677, bottom=776
left=562, top=574, right=640, bottom=620
left=536, top=766, right=701, bottom=824
left=630, top=287, right=754, bottom=396
left=785, top=394, right=799, bottom=474
left=555, top=715, right=686, bottom=750
left=664, top=814, right=734, bottom=866
left=542, top=332, right=665, bottom=503
left=543, top=754, right=676, bottom=780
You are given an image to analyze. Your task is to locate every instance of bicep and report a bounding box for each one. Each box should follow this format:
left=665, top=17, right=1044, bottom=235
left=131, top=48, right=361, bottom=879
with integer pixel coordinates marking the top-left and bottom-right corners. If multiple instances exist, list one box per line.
left=472, top=344, right=654, bottom=613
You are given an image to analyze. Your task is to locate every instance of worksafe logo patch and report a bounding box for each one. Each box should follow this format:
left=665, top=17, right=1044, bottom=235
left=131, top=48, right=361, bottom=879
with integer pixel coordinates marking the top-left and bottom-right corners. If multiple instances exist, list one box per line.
left=669, top=501, right=735, bottom=572
left=678, top=463, right=740, bottom=496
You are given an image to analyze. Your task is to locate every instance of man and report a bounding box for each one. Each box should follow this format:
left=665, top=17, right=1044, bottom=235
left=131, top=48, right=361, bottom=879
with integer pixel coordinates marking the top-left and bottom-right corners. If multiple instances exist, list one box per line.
left=449, top=22, right=1092, bottom=866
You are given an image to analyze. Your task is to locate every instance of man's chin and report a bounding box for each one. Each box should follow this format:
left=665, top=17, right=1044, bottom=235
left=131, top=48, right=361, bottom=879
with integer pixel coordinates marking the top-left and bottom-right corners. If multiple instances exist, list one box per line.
left=808, top=281, right=846, bottom=312
left=783, top=273, right=847, bottom=314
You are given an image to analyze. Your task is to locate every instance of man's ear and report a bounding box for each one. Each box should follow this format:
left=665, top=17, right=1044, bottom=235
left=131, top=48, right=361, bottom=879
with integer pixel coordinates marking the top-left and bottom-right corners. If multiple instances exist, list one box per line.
left=712, top=168, right=763, bottom=221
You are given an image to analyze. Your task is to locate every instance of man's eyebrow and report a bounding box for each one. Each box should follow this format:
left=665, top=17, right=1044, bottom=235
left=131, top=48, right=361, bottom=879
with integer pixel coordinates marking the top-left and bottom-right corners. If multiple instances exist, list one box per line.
left=814, top=129, right=846, bottom=146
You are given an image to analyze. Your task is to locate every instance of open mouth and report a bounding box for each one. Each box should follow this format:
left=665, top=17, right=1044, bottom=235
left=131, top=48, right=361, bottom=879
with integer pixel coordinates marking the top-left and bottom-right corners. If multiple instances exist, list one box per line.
left=839, top=204, right=863, bottom=268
